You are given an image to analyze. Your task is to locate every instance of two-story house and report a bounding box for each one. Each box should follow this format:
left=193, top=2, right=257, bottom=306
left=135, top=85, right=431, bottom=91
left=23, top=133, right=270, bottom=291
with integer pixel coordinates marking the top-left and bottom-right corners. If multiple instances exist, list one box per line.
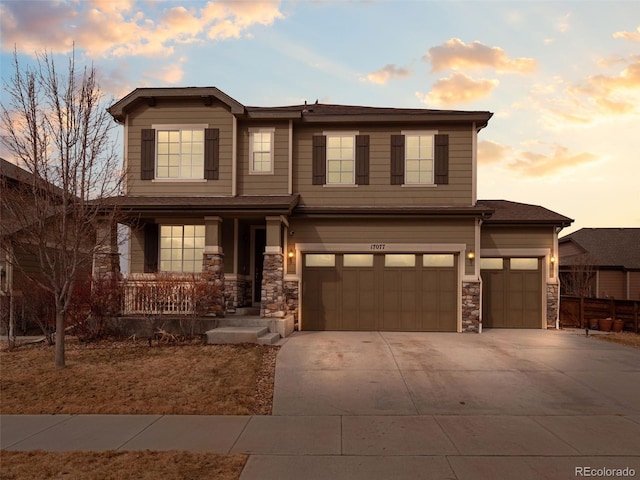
left=102, top=87, right=572, bottom=335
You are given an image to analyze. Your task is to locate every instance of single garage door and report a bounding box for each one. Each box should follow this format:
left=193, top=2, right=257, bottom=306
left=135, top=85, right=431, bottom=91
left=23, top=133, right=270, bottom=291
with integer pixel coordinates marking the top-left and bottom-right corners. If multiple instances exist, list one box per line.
left=302, top=253, right=457, bottom=331
left=481, top=257, right=542, bottom=328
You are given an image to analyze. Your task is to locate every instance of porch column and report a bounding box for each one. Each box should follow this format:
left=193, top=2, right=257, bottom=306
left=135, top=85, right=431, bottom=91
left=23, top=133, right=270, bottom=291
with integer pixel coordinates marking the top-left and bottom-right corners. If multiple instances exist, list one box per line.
left=92, top=219, right=120, bottom=277
left=203, top=216, right=225, bottom=316
left=261, top=216, right=287, bottom=318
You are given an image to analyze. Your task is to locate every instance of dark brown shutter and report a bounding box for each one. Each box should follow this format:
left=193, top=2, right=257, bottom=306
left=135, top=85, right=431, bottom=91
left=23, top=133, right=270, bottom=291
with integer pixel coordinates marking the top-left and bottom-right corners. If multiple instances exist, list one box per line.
left=143, top=223, right=159, bottom=273
left=355, top=135, right=370, bottom=185
left=141, top=129, right=155, bottom=180
left=390, top=134, right=405, bottom=185
left=312, top=135, right=326, bottom=185
left=204, top=128, right=219, bottom=180
left=434, top=134, right=449, bottom=185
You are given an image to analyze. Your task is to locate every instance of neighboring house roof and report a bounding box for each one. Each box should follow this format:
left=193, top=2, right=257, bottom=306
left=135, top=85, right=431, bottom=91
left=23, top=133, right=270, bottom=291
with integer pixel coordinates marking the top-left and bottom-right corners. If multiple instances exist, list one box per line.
left=477, top=200, right=573, bottom=226
left=107, top=87, right=493, bottom=130
left=559, top=228, right=640, bottom=269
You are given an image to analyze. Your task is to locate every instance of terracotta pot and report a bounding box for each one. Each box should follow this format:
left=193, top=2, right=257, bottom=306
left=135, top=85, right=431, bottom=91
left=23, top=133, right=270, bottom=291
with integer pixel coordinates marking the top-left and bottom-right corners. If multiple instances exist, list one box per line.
left=612, top=318, right=625, bottom=333
left=598, top=317, right=613, bottom=332
left=589, top=318, right=599, bottom=330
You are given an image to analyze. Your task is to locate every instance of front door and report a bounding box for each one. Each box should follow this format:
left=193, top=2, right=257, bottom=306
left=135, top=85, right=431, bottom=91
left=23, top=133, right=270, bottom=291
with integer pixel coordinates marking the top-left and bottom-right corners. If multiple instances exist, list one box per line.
left=252, top=228, right=266, bottom=304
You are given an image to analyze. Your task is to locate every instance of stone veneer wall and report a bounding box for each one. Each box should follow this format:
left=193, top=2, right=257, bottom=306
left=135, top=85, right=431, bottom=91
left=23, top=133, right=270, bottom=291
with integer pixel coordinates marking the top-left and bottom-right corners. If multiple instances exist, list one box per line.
left=546, top=283, right=559, bottom=328
left=462, top=281, right=481, bottom=333
left=93, top=251, right=121, bottom=277
left=203, top=253, right=225, bottom=316
left=261, top=253, right=285, bottom=317
left=284, top=280, right=299, bottom=322
left=225, top=278, right=251, bottom=313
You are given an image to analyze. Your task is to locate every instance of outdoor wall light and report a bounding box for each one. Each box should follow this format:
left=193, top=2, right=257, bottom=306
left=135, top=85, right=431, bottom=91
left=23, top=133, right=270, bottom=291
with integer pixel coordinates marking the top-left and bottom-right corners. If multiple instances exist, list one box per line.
left=550, top=256, right=556, bottom=263
left=467, top=250, right=475, bottom=260
left=288, top=249, right=295, bottom=263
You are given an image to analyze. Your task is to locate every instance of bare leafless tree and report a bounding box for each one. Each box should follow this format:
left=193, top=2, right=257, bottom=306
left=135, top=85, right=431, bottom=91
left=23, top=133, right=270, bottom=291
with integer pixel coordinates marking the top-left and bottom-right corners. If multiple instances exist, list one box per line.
left=1, top=49, right=123, bottom=367
left=560, top=253, right=597, bottom=298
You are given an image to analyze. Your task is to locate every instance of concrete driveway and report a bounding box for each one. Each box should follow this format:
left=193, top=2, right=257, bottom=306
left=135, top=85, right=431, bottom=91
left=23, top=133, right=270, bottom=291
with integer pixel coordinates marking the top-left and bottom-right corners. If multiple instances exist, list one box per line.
left=273, top=329, right=640, bottom=416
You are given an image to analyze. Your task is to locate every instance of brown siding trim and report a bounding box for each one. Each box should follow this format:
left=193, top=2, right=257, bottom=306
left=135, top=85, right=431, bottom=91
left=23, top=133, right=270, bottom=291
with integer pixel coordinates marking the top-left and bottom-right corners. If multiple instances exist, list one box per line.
left=312, top=135, right=326, bottom=185
left=390, top=134, right=404, bottom=185
left=141, top=129, right=155, bottom=180
left=434, top=134, right=449, bottom=185
left=204, top=128, right=219, bottom=180
left=355, top=134, right=369, bottom=185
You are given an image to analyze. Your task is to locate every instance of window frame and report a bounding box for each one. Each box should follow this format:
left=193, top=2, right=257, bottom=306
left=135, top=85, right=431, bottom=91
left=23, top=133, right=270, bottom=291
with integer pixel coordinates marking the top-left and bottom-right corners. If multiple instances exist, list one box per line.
left=152, top=124, right=207, bottom=180
left=248, top=127, right=275, bottom=175
left=402, top=130, right=437, bottom=185
left=324, top=131, right=358, bottom=185
left=159, top=224, right=206, bottom=273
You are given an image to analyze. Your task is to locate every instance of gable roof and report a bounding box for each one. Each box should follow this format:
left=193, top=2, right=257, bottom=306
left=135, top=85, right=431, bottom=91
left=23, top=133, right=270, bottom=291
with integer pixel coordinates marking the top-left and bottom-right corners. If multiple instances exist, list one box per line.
left=477, top=200, right=573, bottom=226
left=107, top=87, right=493, bottom=129
left=559, top=228, right=640, bottom=269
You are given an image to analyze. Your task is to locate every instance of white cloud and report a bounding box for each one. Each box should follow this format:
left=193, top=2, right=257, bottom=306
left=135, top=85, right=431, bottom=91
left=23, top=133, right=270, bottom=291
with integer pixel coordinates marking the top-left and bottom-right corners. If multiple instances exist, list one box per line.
left=423, top=38, right=536, bottom=74
left=366, top=64, right=411, bottom=85
left=416, top=73, right=498, bottom=107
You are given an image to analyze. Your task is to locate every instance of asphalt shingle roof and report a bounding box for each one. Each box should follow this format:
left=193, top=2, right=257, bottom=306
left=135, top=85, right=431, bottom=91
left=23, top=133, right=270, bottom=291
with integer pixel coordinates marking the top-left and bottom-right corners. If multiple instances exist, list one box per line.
left=559, top=228, right=640, bottom=269
left=477, top=200, right=573, bottom=225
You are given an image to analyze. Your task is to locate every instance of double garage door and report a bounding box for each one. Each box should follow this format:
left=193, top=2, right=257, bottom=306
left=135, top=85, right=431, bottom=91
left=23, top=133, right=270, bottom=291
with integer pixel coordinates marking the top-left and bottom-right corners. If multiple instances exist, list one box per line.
left=481, top=257, right=543, bottom=328
left=302, top=253, right=457, bottom=331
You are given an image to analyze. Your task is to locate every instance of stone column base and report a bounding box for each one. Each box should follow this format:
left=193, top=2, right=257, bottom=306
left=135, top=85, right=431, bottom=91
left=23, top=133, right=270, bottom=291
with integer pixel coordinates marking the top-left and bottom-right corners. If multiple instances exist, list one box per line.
left=462, top=281, right=481, bottom=333
left=546, top=283, right=559, bottom=328
left=261, top=253, right=285, bottom=318
left=284, top=279, right=299, bottom=322
left=203, top=252, right=225, bottom=316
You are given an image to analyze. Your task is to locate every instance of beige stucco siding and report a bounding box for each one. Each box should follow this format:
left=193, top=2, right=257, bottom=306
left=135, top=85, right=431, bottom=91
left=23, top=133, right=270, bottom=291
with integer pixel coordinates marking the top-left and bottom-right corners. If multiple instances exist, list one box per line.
left=288, top=217, right=475, bottom=275
left=237, top=121, right=289, bottom=195
left=293, top=124, right=474, bottom=207
left=481, top=226, right=555, bottom=251
left=126, top=100, right=234, bottom=196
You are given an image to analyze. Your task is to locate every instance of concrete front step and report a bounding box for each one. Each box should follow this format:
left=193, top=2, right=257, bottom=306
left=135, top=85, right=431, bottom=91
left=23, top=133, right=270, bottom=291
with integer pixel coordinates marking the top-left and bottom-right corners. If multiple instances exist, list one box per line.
left=205, top=326, right=280, bottom=345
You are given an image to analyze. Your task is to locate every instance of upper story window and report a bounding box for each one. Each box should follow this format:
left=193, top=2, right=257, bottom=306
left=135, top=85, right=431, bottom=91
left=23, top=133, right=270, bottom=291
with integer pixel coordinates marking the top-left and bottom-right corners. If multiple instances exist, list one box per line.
left=249, top=128, right=274, bottom=174
left=326, top=133, right=356, bottom=184
left=312, top=132, right=369, bottom=186
left=141, top=125, right=218, bottom=181
left=159, top=225, right=205, bottom=273
left=391, top=131, right=449, bottom=186
left=404, top=132, right=435, bottom=185
left=156, top=126, right=205, bottom=179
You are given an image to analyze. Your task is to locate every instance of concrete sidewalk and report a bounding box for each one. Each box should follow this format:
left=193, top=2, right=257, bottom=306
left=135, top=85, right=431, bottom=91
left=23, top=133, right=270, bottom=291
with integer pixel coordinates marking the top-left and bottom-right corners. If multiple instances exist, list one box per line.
left=2, top=413, right=640, bottom=479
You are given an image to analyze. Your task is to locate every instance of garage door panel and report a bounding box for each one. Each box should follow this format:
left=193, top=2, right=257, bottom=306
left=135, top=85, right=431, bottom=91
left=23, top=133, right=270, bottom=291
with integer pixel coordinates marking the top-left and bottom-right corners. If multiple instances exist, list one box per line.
left=303, top=253, right=457, bottom=332
left=482, top=258, right=542, bottom=329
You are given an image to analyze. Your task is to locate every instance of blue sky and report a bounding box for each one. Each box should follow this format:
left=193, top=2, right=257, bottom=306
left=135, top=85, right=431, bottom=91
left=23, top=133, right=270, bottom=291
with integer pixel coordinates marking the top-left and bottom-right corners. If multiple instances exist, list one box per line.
left=1, top=0, right=639, bottom=234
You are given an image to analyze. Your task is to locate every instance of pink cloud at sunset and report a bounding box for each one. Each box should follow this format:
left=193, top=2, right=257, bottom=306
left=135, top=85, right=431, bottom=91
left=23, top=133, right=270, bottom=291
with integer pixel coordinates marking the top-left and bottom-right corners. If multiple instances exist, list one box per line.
left=416, top=72, right=498, bottom=107
left=366, top=64, right=411, bottom=85
left=424, top=38, right=537, bottom=74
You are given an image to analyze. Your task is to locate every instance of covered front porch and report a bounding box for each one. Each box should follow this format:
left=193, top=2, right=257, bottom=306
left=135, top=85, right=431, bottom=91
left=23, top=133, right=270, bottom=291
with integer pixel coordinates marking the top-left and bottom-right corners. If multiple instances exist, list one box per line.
left=96, top=195, right=300, bottom=331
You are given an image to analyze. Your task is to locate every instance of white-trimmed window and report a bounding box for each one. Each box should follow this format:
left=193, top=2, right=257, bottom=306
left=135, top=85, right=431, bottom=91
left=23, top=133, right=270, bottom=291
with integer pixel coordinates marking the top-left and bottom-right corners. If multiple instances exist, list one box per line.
left=249, top=128, right=274, bottom=174
left=404, top=131, right=435, bottom=185
left=155, top=125, right=206, bottom=179
left=326, top=133, right=356, bottom=184
left=160, top=225, right=205, bottom=273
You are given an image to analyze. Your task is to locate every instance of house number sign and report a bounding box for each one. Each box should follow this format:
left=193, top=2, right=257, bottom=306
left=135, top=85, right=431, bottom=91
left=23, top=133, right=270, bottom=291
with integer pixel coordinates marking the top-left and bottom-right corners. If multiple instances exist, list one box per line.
left=370, top=244, right=386, bottom=250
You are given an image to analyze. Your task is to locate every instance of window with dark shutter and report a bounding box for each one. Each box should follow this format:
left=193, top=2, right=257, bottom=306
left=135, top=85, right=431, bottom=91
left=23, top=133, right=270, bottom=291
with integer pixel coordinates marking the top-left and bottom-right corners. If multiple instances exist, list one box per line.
left=312, top=135, right=327, bottom=185
left=434, top=134, right=449, bottom=185
left=204, top=128, right=219, bottom=180
left=390, top=134, right=405, bottom=185
left=355, top=135, right=370, bottom=185
left=143, top=223, right=159, bottom=273
left=141, top=129, right=155, bottom=180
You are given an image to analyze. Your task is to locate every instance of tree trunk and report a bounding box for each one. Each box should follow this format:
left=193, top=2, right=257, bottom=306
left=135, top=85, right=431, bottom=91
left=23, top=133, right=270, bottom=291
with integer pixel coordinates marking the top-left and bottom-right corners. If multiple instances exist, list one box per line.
left=55, top=308, right=65, bottom=368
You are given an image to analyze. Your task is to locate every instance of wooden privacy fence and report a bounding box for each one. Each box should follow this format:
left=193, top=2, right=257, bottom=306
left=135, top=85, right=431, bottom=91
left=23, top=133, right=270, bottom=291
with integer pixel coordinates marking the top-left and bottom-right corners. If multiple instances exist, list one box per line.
left=560, top=296, right=639, bottom=332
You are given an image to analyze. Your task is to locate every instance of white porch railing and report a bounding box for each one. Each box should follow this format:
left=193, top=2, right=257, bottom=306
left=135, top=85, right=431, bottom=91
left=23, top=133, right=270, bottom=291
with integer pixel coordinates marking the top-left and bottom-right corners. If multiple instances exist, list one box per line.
left=120, top=274, right=202, bottom=315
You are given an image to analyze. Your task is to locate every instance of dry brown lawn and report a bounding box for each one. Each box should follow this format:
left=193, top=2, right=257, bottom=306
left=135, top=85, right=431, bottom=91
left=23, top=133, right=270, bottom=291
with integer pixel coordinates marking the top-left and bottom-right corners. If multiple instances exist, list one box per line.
left=0, top=451, right=247, bottom=480
left=591, top=331, right=640, bottom=349
left=1, top=339, right=278, bottom=415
